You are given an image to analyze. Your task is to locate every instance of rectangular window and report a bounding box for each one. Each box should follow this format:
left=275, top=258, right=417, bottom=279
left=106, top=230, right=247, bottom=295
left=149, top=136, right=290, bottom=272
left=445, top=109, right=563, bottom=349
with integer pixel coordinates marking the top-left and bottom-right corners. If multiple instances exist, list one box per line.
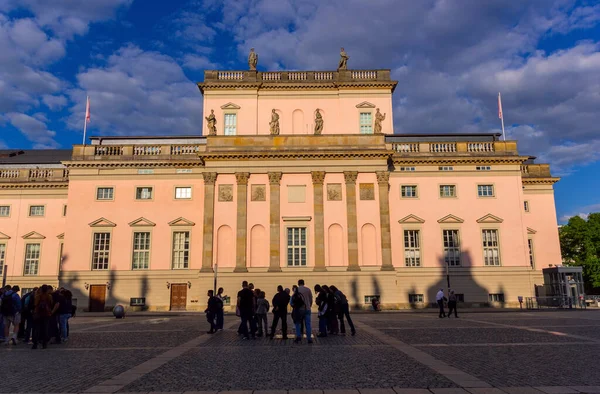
left=359, top=112, right=373, bottom=134
left=477, top=185, right=494, bottom=197
left=439, top=185, right=456, bottom=198
left=364, top=295, right=380, bottom=304
left=132, top=232, right=151, bottom=270
left=0, top=206, right=10, bottom=217
left=96, top=187, right=114, bottom=200
left=438, top=166, right=453, bottom=171
left=409, top=294, right=424, bottom=303
left=287, top=227, right=307, bottom=266
left=489, top=293, right=505, bottom=303
left=482, top=229, right=500, bottom=266
left=130, top=297, right=146, bottom=306
left=524, top=201, right=530, bottom=212
left=401, top=185, right=418, bottom=198
left=175, top=187, right=192, bottom=199
left=172, top=231, right=190, bottom=269
left=136, top=187, right=153, bottom=200
left=528, top=239, right=534, bottom=268
left=224, top=113, right=237, bottom=135
left=0, top=244, right=5, bottom=276
left=62, top=205, right=67, bottom=217
left=404, top=230, right=421, bottom=267
left=400, top=167, right=416, bottom=172
left=476, top=166, right=491, bottom=171
left=29, top=205, right=45, bottom=217
left=443, top=229, right=461, bottom=266
left=92, top=233, right=111, bottom=270
left=24, top=243, right=40, bottom=275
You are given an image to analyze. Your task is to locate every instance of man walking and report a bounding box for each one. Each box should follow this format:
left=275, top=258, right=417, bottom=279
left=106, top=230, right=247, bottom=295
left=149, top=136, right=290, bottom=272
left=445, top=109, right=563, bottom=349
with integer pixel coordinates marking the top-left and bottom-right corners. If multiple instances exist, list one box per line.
left=236, top=281, right=256, bottom=340
left=331, top=285, right=355, bottom=336
left=436, top=288, right=446, bottom=318
left=270, top=285, right=290, bottom=339
left=292, top=279, right=313, bottom=344
left=1, top=285, right=21, bottom=345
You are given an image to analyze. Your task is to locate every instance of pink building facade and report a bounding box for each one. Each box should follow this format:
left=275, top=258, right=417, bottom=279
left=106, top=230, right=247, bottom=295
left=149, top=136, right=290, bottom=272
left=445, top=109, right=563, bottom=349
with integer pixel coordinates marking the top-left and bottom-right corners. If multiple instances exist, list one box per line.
left=0, top=68, right=561, bottom=310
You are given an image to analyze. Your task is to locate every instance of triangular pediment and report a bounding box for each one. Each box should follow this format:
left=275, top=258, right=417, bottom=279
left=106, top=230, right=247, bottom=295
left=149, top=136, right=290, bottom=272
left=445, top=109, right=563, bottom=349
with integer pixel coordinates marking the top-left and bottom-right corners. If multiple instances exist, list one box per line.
left=129, top=217, right=156, bottom=227
left=355, top=101, right=376, bottom=108
left=22, top=231, right=45, bottom=240
left=57, top=233, right=64, bottom=239
left=168, top=217, right=196, bottom=227
left=437, top=214, right=464, bottom=224
left=527, top=227, right=537, bottom=235
left=0, top=232, right=10, bottom=240
left=399, top=214, right=425, bottom=224
left=476, top=214, right=504, bottom=224
left=220, top=102, right=241, bottom=110
left=89, top=218, right=117, bottom=227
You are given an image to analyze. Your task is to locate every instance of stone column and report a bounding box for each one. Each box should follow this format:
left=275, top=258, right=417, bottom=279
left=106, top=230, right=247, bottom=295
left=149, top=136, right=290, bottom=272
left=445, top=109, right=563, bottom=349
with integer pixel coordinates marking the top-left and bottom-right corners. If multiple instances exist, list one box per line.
left=376, top=171, right=394, bottom=271
left=201, top=172, right=217, bottom=273
left=234, top=172, right=250, bottom=273
left=268, top=172, right=283, bottom=272
left=344, top=171, right=360, bottom=271
left=312, top=171, right=326, bottom=272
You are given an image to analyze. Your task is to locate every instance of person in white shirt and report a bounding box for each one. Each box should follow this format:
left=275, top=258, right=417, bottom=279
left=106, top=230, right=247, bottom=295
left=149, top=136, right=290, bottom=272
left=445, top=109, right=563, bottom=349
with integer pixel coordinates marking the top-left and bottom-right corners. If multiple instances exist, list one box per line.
left=436, top=289, right=446, bottom=318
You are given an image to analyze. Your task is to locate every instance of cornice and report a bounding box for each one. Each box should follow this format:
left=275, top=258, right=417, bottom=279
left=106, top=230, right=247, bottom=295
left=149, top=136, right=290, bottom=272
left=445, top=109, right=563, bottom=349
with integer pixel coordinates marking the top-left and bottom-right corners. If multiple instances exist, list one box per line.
left=0, top=183, right=68, bottom=189
left=62, top=160, right=205, bottom=168
left=199, top=151, right=390, bottom=161
left=522, top=177, right=560, bottom=185
left=199, top=81, right=397, bottom=91
left=392, top=156, right=529, bottom=165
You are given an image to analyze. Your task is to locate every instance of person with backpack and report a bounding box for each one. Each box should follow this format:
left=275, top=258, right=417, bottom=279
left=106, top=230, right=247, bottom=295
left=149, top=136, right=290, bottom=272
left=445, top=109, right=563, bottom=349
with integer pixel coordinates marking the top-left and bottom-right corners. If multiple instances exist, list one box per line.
left=59, top=289, right=73, bottom=342
left=19, top=288, right=37, bottom=344
left=291, top=279, right=313, bottom=344
left=322, top=285, right=339, bottom=335
left=205, top=290, right=222, bottom=334
left=269, top=285, right=290, bottom=340
left=236, top=281, right=256, bottom=340
left=32, top=285, right=53, bottom=349
left=1, top=285, right=21, bottom=345
left=255, top=291, right=270, bottom=337
left=314, top=284, right=329, bottom=338
left=330, top=285, right=356, bottom=336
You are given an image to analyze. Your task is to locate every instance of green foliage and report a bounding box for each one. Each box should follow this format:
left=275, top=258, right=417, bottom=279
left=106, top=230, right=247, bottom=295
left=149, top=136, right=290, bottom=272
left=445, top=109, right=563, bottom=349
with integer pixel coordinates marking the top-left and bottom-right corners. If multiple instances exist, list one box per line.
left=559, top=213, right=600, bottom=291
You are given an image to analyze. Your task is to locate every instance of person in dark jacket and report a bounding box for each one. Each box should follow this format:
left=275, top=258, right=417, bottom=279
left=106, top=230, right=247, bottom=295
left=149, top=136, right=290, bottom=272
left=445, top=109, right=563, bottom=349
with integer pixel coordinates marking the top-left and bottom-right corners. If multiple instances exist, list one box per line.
left=330, top=285, right=355, bottom=336
left=322, top=285, right=338, bottom=335
left=58, top=290, right=73, bottom=342
left=314, top=284, right=328, bottom=338
left=20, top=288, right=37, bottom=344
left=269, top=285, right=290, bottom=339
left=447, top=290, right=458, bottom=318
left=205, top=290, right=222, bottom=334
left=32, top=285, right=53, bottom=349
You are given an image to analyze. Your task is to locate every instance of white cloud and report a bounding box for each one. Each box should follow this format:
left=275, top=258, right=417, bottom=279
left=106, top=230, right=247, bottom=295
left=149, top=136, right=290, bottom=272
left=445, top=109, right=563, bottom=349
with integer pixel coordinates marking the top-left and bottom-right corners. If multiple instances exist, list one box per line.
left=6, top=112, right=59, bottom=148
left=42, top=94, right=68, bottom=110
left=559, top=203, right=600, bottom=223
left=182, top=54, right=219, bottom=70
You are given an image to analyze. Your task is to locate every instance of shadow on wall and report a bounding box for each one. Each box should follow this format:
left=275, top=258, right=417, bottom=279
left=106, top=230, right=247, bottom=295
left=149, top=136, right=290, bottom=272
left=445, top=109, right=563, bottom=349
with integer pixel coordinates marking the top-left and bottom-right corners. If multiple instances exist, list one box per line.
left=348, top=275, right=384, bottom=310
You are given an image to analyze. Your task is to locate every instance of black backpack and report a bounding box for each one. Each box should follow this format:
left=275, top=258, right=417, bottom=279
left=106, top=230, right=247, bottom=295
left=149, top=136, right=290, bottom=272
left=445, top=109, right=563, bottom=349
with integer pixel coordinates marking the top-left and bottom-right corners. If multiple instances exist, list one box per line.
left=292, top=291, right=305, bottom=310
left=1, top=293, right=15, bottom=316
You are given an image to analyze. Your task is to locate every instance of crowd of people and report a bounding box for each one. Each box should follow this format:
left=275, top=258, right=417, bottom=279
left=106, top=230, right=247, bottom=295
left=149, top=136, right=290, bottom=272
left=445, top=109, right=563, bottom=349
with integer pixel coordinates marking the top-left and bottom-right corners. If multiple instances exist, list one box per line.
left=0, top=284, right=75, bottom=349
left=205, top=279, right=356, bottom=343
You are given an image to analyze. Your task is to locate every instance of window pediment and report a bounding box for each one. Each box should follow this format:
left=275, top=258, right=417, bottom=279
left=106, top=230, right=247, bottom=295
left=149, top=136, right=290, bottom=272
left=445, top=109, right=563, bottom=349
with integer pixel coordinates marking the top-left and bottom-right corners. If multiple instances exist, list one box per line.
left=57, top=233, right=64, bottom=239
left=0, top=232, right=10, bottom=240
left=283, top=216, right=312, bottom=222
left=168, top=217, right=196, bottom=227
left=437, top=214, right=464, bottom=224
left=129, top=217, right=156, bottom=227
left=220, top=102, right=241, bottom=110
left=89, top=218, right=117, bottom=227
left=355, top=101, right=376, bottom=108
left=476, top=214, right=504, bottom=223
left=398, top=214, right=425, bottom=224
left=527, top=227, right=537, bottom=234
left=22, top=231, right=45, bottom=239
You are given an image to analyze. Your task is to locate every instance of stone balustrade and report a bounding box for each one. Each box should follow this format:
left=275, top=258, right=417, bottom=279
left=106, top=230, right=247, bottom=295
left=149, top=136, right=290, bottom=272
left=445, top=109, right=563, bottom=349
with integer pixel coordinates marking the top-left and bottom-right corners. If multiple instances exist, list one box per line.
left=72, top=143, right=206, bottom=160
left=0, top=168, right=68, bottom=182
left=391, top=140, right=516, bottom=155
left=204, top=69, right=392, bottom=83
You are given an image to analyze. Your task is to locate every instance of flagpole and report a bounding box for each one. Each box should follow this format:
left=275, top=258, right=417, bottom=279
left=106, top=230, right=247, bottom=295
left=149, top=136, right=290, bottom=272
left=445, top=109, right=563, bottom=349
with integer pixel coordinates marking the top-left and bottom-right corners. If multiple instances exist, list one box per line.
left=498, top=92, right=506, bottom=141
left=83, top=95, right=88, bottom=145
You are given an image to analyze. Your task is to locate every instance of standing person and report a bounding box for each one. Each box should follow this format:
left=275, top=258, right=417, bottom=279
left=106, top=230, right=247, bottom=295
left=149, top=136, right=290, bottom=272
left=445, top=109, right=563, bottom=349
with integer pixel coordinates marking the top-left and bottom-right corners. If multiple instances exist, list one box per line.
left=322, top=285, right=338, bottom=335
left=330, top=285, right=355, bottom=336
left=205, top=290, right=221, bottom=334
left=32, top=285, right=53, bottom=349
left=314, top=285, right=328, bottom=338
left=50, top=287, right=64, bottom=344
left=0, top=287, right=5, bottom=343
left=292, top=279, right=313, bottom=344
left=215, top=287, right=225, bottom=331
left=1, top=285, right=21, bottom=345
left=436, top=288, right=447, bottom=318
left=290, top=285, right=303, bottom=337
left=255, top=291, right=270, bottom=337
left=447, top=290, right=458, bottom=318
left=21, top=287, right=37, bottom=344
left=236, top=281, right=256, bottom=340
left=269, top=285, right=290, bottom=339
left=58, top=290, right=73, bottom=342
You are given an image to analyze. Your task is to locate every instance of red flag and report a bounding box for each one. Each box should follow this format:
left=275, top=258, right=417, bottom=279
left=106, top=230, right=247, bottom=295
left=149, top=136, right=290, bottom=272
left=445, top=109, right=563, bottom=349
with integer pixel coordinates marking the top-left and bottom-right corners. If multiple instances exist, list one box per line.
left=85, top=96, right=91, bottom=123
left=497, top=92, right=503, bottom=119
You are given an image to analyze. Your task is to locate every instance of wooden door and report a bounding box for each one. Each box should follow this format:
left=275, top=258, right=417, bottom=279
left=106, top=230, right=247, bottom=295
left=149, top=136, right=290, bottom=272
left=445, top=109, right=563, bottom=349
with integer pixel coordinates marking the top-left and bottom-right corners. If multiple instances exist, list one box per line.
left=170, top=284, right=187, bottom=311
left=89, top=285, right=106, bottom=312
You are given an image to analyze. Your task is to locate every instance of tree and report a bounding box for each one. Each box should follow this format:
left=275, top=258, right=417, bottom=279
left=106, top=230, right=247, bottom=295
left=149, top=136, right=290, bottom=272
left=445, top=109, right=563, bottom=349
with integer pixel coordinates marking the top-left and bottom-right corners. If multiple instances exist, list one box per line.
left=559, top=214, right=600, bottom=292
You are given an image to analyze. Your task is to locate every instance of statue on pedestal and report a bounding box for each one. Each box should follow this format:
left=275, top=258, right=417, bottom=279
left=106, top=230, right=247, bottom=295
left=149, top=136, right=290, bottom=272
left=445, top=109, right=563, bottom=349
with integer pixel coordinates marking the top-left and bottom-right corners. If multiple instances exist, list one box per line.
left=248, top=48, right=258, bottom=71
left=205, top=109, right=217, bottom=136
left=269, top=109, right=280, bottom=135
left=374, top=108, right=386, bottom=134
left=314, top=109, right=323, bottom=135
left=338, top=47, right=349, bottom=70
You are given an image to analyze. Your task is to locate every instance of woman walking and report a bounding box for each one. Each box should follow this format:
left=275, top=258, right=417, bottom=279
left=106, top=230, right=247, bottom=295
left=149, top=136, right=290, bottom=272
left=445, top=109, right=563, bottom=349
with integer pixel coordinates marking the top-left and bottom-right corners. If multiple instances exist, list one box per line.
left=447, top=290, right=459, bottom=318
left=216, top=287, right=225, bottom=330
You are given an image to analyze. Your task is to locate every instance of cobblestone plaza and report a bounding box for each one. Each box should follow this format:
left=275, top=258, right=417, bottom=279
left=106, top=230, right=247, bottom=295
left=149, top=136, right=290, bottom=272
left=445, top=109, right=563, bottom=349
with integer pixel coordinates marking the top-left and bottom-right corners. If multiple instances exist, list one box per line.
left=2, top=310, right=600, bottom=393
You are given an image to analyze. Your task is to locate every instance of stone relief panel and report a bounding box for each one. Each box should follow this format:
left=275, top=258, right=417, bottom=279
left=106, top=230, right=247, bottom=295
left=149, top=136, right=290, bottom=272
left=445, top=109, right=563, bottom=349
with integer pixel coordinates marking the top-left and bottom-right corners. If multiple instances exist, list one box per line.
left=251, top=184, right=266, bottom=201
left=218, top=184, right=234, bottom=202
left=327, top=184, right=342, bottom=201
left=359, top=183, right=375, bottom=200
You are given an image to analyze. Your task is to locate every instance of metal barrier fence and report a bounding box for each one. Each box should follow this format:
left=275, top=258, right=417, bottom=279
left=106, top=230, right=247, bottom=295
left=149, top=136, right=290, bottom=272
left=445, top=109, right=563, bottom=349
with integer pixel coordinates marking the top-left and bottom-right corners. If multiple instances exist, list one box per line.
left=525, top=296, right=587, bottom=310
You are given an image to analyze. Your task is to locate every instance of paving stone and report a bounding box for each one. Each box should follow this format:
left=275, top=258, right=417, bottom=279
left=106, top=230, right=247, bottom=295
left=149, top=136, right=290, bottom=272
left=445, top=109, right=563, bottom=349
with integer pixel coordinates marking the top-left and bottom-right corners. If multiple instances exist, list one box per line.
left=289, top=390, right=324, bottom=394
left=323, top=391, right=360, bottom=394
left=570, top=388, right=600, bottom=394
left=254, top=391, right=288, bottom=394
left=430, top=389, right=469, bottom=394
left=535, top=388, right=579, bottom=394
left=465, top=389, right=507, bottom=394
left=499, top=388, right=544, bottom=394
left=359, top=390, right=396, bottom=394
left=392, top=389, right=432, bottom=394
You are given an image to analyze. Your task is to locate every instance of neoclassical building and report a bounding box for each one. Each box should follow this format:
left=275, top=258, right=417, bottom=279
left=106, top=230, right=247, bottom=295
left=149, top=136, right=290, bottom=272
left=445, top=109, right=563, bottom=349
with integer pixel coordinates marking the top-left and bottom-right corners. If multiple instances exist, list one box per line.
left=0, top=67, right=561, bottom=311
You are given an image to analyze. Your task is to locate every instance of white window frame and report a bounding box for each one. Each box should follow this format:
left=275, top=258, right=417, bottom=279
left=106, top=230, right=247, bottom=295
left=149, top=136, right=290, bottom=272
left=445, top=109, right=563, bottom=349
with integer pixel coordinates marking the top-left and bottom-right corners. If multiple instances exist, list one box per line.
left=136, top=187, right=153, bottom=200
left=528, top=238, right=535, bottom=269
left=0, top=205, right=10, bottom=217
left=489, top=293, right=505, bottom=303
left=92, top=232, right=111, bottom=270
left=224, top=113, right=237, bottom=136
left=401, top=185, right=418, bottom=198
left=24, top=243, right=41, bottom=276
left=477, top=184, right=495, bottom=197
left=0, top=243, right=5, bottom=276
left=132, top=232, right=151, bottom=270
left=172, top=231, right=190, bottom=269
left=439, top=185, right=456, bottom=198
left=443, top=229, right=461, bottom=266
left=28, top=205, right=45, bottom=217
left=482, top=229, right=501, bottom=266
left=175, top=187, right=192, bottom=200
left=96, top=187, right=114, bottom=201
left=409, top=294, right=424, bottom=303
left=438, top=166, right=453, bottom=171
left=359, top=112, right=373, bottom=134
left=287, top=227, right=307, bottom=267
left=404, top=229, right=421, bottom=267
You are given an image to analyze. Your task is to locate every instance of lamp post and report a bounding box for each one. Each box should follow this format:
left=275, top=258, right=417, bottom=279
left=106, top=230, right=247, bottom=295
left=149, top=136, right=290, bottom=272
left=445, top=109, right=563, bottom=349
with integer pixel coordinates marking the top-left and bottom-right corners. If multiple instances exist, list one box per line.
left=445, top=260, right=451, bottom=295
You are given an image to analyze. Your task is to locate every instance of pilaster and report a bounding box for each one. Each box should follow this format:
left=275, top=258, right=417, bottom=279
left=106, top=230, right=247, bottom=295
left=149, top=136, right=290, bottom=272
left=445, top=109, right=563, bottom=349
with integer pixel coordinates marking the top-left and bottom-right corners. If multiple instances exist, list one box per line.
left=344, top=171, right=360, bottom=271
left=268, top=172, right=283, bottom=272
left=376, top=171, right=394, bottom=271
left=201, top=172, right=217, bottom=273
left=311, top=171, right=326, bottom=271
left=234, top=172, right=250, bottom=273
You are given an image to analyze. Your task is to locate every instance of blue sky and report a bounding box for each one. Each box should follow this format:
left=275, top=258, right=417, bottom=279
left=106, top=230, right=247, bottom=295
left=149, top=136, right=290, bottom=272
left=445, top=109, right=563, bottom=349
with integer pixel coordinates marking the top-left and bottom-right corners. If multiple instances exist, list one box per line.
left=0, top=0, right=599, bottom=222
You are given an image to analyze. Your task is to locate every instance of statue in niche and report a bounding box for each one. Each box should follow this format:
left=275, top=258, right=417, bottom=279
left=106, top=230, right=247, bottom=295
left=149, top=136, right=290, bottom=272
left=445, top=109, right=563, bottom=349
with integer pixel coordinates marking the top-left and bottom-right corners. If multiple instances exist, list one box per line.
left=269, top=109, right=280, bottom=135
left=314, top=109, right=323, bottom=135
left=248, top=48, right=258, bottom=71
left=205, top=109, right=217, bottom=136
left=374, top=108, right=386, bottom=134
left=338, top=47, right=349, bottom=70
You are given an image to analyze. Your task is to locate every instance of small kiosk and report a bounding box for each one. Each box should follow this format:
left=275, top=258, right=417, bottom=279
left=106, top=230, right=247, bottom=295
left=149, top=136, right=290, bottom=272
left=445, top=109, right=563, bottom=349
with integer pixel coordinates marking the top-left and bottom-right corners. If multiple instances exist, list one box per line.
left=529, top=266, right=586, bottom=309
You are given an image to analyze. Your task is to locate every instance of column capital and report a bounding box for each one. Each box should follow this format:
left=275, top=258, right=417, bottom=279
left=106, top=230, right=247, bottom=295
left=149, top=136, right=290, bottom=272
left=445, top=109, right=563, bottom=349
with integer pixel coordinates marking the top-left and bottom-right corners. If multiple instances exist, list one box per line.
left=376, top=171, right=390, bottom=185
left=235, top=172, right=250, bottom=185
left=343, top=171, right=358, bottom=185
left=311, top=171, right=326, bottom=185
left=268, top=172, right=283, bottom=185
left=202, top=172, right=217, bottom=185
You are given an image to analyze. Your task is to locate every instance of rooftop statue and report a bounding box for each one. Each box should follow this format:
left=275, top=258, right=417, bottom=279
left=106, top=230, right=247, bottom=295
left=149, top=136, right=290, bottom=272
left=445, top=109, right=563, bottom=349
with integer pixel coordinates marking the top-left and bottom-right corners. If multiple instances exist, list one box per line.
left=374, top=108, right=386, bottom=134
left=205, top=109, right=217, bottom=136
left=338, top=47, right=349, bottom=70
left=314, top=109, right=323, bottom=135
left=269, top=109, right=280, bottom=135
left=248, top=48, right=258, bottom=71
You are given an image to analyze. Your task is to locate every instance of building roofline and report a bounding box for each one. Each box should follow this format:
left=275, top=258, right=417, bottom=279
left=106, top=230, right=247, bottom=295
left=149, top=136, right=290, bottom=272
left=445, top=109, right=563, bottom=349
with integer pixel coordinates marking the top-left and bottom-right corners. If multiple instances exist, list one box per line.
left=89, top=135, right=205, bottom=140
